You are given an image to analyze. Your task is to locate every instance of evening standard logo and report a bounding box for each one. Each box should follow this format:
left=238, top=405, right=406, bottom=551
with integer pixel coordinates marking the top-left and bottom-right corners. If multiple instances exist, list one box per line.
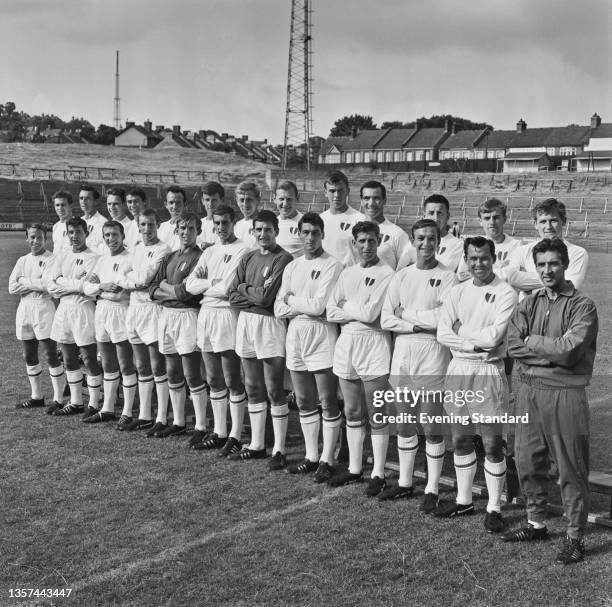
left=311, top=270, right=321, bottom=280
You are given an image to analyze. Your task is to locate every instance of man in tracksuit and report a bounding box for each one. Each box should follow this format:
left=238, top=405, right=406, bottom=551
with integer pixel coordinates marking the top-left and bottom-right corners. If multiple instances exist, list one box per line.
left=502, top=238, right=598, bottom=565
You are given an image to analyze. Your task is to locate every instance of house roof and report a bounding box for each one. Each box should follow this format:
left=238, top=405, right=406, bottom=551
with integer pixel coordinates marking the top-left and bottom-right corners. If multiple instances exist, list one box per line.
left=510, top=126, right=590, bottom=147
left=475, top=129, right=516, bottom=150
left=590, top=123, right=612, bottom=138
left=319, top=136, right=350, bottom=155
left=403, top=128, right=448, bottom=149
left=503, top=152, right=549, bottom=160
left=117, top=124, right=163, bottom=141
left=341, top=129, right=388, bottom=151
left=575, top=150, right=612, bottom=159
left=374, top=128, right=417, bottom=149
left=439, top=129, right=487, bottom=150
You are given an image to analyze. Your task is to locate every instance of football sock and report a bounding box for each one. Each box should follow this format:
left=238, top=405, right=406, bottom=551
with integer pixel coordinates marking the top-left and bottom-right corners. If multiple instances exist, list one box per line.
left=191, top=383, right=208, bottom=431
left=26, top=364, right=43, bottom=400
left=454, top=451, right=477, bottom=505
left=271, top=403, right=289, bottom=454
left=425, top=440, right=446, bottom=495
left=321, top=412, right=342, bottom=464
left=121, top=373, right=137, bottom=417
left=101, top=371, right=120, bottom=414
left=299, top=409, right=320, bottom=462
left=49, top=365, right=65, bottom=403
left=154, top=374, right=169, bottom=423
left=66, top=369, right=83, bottom=406
left=346, top=419, right=367, bottom=475
left=484, top=457, right=507, bottom=513
left=210, top=389, right=229, bottom=438
left=247, top=401, right=267, bottom=451
left=137, top=374, right=154, bottom=420
left=168, top=381, right=186, bottom=426
left=87, top=373, right=102, bottom=409
left=397, top=435, right=419, bottom=488
left=229, top=392, right=247, bottom=440
left=371, top=428, right=389, bottom=479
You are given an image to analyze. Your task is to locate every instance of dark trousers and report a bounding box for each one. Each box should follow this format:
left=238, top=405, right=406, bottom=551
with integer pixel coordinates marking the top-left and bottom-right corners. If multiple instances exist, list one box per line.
left=515, top=380, right=590, bottom=539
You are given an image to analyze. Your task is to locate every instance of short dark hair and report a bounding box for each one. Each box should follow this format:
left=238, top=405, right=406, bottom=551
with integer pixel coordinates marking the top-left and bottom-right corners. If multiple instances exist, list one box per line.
left=212, top=204, right=236, bottom=222
left=411, top=218, right=440, bottom=240
left=463, top=235, right=495, bottom=259
left=352, top=220, right=380, bottom=239
left=66, top=217, right=87, bottom=233
left=532, top=238, right=569, bottom=267
left=52, top=190, right=73, bottom=205
left=79, top=185, right=100, bottom=200
left=166, top=185, right=187, bottom=203
left=424, top=194, right=450, bottom=213
left=103, top=219, right=125, bottom=237
left=235, top=181, right=261, bottom=199
left=127, top=187, right=147, bottom=201
left=25, top=223, right=47, bottom=236
left=139, top=208, right=160, bottom=225
left=106, top=187, right=126, bottom=203
left=324, top=170, right=349, bottom=189
left=178, top=211, right=202, bottom=234
left=202, top=181, right=225, bottom=199
left=478, top=198, right=507, bottom=219
left=360, top=180, right=386, bottom=200
left=276, top=180, right=299, bottom=199
left=298, top=212, right=324, bottom=233
left=532, top=198, right=567, bottom=224
left=252, top=209, right=279, bottom=232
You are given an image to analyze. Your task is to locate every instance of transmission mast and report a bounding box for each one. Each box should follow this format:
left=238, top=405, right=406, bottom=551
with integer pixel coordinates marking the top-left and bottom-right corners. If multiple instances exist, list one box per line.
left=113, top=50, right=121, bottom=130
left=282, top=0, right=313, bottom=170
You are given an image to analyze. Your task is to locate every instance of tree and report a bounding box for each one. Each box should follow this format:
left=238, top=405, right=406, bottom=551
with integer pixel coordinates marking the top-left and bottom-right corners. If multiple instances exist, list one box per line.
left=330, top=114, right=376, bottom=137
left=380, top=120, right=410, bottom=129
left=93, top=124, right=118, bottom=145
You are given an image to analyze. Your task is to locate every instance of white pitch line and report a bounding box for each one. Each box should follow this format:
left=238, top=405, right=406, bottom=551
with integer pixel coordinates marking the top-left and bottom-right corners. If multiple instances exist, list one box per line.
left=70, top=490, right=339, bottom=593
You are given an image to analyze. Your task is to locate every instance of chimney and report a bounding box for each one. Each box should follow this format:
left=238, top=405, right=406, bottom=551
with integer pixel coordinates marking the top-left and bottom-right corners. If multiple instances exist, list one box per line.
left=350, top=126, right=357, bottom=139
left=222, top=132, right=228, bottom=138
left=444, top=118, right=451, bottom=133
left=144, top=120, right=152, bottom=132
left=415, top=119, right=422, bottom=131
left=591, top=113, right=601, bottom=129
left=242, top=135, right=249, bottom=141
left=125, top=120, right=135, bottom=128
left=172, top=125, right=181, bottom=135
left=516, top=118, right=527, bottom=133
left=199, top=130, right=207, bottom=139
left=155, top=125, right=165, bottom=132
left=451, top=123, right=457, bottom=135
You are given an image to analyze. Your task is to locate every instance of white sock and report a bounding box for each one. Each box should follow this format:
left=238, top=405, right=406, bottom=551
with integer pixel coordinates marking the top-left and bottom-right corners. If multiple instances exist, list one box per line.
left=247, top=401, right=267, bottom=450
left=398, top=435, right=419, bottom=488
left=191, top=383, right=208, bottom=431
left=26, top=364, right=43, bottom=400
left=454, top=451, right=477, bottom=506
left=168, top=381, right=186, bottom=426
left=528, top=519, right=546, bottom=529
left=87, top=373, right=102, bottom=409
left=121, top=373, right=137, bottom=417
left=66, top=369, right=83, bottom=406
left=137, top=375, right=154, bottom=420
left=299, top=409, right=320, bottom=462
left=154, top=374, right=169, bottom=423
left=101, top=371, right=120, bottom=414
left=484, top=457, right=507, bottom=513
left=49, top=365, right=65, bottom=403
left=346, top=420, right=366, bottom=475
left=425, top=440, right=446, bottom=495
left=229, top=392, right=247, bottom=440
left=371, top=430, right=389, bottom=479
left=210, top=389, right=229, bottom=438
left=321, top=413, right=342, bottom=464
left=271, top=403, right=289, bottom=455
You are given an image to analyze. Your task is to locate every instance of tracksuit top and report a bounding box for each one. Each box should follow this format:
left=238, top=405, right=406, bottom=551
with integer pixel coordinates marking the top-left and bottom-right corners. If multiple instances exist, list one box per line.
left=149, top=245, right=202, bottom=309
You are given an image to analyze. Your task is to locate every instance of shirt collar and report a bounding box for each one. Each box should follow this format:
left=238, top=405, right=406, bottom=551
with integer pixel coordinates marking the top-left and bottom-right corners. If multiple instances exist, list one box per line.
left=535, top=280, right=576, bottom=299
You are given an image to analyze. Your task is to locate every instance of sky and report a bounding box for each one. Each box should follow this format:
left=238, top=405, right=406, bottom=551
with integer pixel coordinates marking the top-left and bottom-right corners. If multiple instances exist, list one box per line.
left=1, top=0, right=610, bottom=144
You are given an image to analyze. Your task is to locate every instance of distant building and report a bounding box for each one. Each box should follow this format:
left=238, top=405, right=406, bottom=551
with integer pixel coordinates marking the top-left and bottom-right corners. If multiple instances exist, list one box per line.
left=115, top=120, right=162, bottom=148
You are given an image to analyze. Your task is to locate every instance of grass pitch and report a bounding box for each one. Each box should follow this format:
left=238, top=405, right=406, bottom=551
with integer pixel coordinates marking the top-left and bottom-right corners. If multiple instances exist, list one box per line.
left=1, top=233, right=611, bottom=607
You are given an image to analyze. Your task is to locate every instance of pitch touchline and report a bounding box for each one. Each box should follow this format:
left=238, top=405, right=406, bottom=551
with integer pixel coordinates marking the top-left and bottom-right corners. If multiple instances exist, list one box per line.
left=70, top=490, right=339, bottom=592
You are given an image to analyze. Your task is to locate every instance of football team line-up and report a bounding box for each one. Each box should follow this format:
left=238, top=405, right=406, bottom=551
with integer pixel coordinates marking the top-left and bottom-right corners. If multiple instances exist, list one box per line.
left=9, top=170, right=597, bottom=567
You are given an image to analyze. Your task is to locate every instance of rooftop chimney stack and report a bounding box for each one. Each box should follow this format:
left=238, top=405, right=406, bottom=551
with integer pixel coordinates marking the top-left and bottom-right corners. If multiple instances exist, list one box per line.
left=350, top=126, right=357, bottom=139
left=172, top=125, right=181, bottom=135
left=516, top=118, right=527, bottom=133
left=144, top=120, right=152, bottom=132
left=590, top=113, right=602, bottom=129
